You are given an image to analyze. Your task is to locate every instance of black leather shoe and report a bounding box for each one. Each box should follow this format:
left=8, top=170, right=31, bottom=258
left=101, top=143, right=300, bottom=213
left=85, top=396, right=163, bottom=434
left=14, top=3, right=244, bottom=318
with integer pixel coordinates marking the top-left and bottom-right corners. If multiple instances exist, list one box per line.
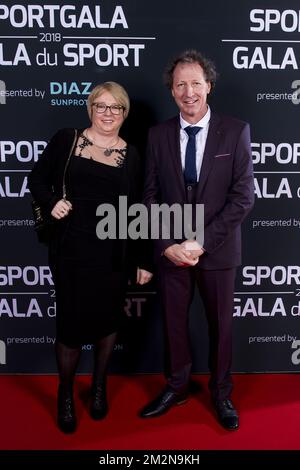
left=214, top=399, right=239, bottom=430
left=140, top=387, right=188, bottom=418
left=57, top=386, right=77, bottom=434
left=90, top=382, right=108, bottom=420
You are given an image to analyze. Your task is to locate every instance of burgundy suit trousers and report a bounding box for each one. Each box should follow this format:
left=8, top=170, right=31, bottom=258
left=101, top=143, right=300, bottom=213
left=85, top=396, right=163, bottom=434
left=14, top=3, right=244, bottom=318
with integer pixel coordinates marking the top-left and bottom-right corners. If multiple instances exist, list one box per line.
left=158, top=260, right=236, bottom=401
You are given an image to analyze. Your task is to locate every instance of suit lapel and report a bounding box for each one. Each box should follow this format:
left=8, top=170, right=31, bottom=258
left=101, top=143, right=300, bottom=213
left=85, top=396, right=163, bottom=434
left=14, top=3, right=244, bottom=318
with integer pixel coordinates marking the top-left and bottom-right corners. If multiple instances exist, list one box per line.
left=166, top=117, right=186, bottom=197
left=196, top=112, right=222, bottom=198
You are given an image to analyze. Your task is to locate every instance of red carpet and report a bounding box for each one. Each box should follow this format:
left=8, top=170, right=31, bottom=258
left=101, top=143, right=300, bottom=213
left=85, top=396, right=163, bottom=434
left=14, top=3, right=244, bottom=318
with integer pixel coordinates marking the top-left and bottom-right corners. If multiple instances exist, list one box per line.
left=0, top=374, right=299, bottom=450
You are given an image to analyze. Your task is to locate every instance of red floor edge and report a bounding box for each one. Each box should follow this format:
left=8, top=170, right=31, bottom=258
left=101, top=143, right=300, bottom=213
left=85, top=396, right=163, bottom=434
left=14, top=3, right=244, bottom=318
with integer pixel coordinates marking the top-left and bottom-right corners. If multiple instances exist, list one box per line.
left=0, top=373, right=299, bottom=450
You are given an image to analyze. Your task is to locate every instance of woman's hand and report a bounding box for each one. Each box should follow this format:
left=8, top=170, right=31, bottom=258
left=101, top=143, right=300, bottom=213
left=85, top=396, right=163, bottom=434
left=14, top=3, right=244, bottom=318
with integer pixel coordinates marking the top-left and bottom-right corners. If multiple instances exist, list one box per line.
left=136, top=268, right=153, bottom=285
left=51, top=199, right=73, bottom=220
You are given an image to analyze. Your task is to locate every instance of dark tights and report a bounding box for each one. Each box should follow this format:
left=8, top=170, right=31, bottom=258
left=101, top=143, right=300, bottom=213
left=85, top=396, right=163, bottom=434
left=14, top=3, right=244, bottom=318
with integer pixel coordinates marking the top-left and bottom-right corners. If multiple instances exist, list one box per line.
left=55, top=332, right=117, bottom=394
left=92, top=332, right=117, bottom=386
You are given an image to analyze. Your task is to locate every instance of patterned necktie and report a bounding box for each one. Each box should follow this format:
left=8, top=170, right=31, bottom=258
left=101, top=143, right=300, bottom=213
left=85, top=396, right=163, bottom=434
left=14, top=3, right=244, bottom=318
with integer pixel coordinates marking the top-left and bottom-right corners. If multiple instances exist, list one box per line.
left=184, top=126, right=201, bottom=184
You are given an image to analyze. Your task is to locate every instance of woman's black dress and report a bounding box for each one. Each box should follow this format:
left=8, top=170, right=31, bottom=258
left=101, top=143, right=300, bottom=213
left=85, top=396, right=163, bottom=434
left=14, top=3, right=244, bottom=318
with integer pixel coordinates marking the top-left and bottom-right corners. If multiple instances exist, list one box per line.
left=55, top=153, right=126, bottom=347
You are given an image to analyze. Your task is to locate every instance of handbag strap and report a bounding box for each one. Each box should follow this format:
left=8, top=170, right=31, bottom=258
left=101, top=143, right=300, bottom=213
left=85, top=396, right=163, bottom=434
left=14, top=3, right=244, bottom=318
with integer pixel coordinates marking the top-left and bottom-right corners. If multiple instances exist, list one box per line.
left=62, top=129, right=78, bottom=200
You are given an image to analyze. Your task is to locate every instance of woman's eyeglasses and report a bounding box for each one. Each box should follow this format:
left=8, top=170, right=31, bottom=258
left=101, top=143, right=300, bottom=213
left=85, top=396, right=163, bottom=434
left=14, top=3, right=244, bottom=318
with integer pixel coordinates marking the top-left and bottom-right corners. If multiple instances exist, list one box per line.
left=92, top=103, right=125, bottom=115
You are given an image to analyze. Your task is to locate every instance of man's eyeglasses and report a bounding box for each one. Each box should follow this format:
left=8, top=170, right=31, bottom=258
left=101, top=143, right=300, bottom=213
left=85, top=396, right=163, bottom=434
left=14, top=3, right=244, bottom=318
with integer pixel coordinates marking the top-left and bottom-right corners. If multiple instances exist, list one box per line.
left=92, top=103, right=125, bottom=115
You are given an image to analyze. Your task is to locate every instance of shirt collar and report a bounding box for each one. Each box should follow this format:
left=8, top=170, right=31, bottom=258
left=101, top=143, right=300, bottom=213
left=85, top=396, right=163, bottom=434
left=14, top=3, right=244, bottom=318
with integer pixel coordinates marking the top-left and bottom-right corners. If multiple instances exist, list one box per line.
left=180, top=105, right=211, bottom=131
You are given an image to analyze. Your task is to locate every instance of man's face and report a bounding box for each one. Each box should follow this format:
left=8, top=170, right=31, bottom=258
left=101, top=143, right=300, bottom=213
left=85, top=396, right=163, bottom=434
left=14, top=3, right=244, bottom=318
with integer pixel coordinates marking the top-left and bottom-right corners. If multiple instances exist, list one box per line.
left=171, top=62, right=211, bottom=123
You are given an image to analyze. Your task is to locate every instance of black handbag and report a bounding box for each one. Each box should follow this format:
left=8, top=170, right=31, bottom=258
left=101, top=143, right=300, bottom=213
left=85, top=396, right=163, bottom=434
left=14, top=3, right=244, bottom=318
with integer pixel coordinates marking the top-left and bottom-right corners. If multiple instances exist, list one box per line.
left=31, top=129, right=78, bottom=244
left=32, top=199, right=47, bottom=231
left=31, top=199, right=53, bottom=244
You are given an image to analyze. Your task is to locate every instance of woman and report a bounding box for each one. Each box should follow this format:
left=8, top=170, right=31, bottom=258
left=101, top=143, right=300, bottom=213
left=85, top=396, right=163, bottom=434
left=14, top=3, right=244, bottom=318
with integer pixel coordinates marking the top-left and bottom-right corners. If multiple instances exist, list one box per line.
left=28, top=82, right=153, bottom=433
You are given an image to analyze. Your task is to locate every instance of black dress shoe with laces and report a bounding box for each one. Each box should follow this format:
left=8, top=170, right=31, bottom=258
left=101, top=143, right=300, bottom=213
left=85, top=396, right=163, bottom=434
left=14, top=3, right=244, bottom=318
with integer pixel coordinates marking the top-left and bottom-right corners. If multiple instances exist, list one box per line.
left=57, top=386, right=77, bottom=434
left=140, top=386, right=188, bottom=418
left=214, top=399, right=239, bottom=430
left=90, top=382, right=108, bottom=420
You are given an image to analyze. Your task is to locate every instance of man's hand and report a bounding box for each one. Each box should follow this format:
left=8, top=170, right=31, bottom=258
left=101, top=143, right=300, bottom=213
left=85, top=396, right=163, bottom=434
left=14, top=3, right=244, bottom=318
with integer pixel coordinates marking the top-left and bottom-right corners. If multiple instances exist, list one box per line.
left=181, top=240, right=205, bottom=258
left=164, top=244, right=199, bottom=267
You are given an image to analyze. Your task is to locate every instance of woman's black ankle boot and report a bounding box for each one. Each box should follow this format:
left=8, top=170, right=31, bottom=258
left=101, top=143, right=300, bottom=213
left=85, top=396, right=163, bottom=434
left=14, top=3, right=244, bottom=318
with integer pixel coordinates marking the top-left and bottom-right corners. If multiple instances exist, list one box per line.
left=90, top=380, right=108, bottom=420
left=57, top=385, right=77, bottom=433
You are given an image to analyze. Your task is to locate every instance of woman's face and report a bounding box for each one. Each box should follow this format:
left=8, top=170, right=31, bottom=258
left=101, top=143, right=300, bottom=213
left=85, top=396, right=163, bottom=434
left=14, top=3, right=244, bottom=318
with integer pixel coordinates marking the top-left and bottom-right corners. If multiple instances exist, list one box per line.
left=90, top=90, right=125, bottom=135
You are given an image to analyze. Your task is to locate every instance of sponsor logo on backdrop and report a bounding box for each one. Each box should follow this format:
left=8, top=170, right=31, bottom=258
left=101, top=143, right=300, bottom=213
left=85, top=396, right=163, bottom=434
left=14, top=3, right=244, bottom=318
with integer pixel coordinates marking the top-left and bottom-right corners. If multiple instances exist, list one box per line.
left=0, top=175, right=29, bottom=198
left=256, top=86, right=300, bottom=104
left=0, top=4, right=153, bottom=68
left=234, top=265, right=300, bottom=317
left=291, top=79, right=300, bottom=104
left=124, top=297, right=147, bottom=318
left=0, top=339, right=6, bottom=364
left=0, top=139, right=47, bottom=198
left=0, top=79, right=6, bottom=103
left=248, top=333, right=297, bottom=345
left=4, top=337, right=123, bottom=352
left=0, top=265, right=55, bottom=318
left=0, top=298, right=53, bottom=318
left=0, top=219, right=34, bottom=228
left=0, top=82, right=45, bottom=102
left=252, top=142, right=300, bottom=165
left=251, top=218, right=300, bottom=229
left=1, top=80, right=108, bottom=107
left=49, top=81, right=92, bottom=106
left=242, top=265, right=300, bottom=286
left=0, top=265, right=153, bottom=319
left=252, top=142, right=300, bottom=200
left=1, top=3, right=298, bottom=373
left=0, top=4, right=128, bottom=28
left=291, top=339, right=300, bottom=364
left=81, top=343, right=123, bottom=351
left=0, top=140, right=46, bottom=162
left=254, top=80, right=300, bottom=106
left=231, top=9, right=300, bottom=70
left=246, top=336, right=300, bottom=372
left=0, top=265, right=53, bottom=285
left=233, top=297, right=298, bottom=317
left=222, top=8, right=300, bottom=105
left=232, top=46, right=297, bottom=70
left=254, top=176, right=295, bottom=199
left=6, top=336, right=51, bottom=345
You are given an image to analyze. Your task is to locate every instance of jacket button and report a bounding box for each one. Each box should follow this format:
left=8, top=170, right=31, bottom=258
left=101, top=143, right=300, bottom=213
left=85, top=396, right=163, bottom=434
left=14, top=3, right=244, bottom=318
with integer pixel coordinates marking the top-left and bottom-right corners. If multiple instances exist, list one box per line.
left=187, top=185, right=193, bottom=191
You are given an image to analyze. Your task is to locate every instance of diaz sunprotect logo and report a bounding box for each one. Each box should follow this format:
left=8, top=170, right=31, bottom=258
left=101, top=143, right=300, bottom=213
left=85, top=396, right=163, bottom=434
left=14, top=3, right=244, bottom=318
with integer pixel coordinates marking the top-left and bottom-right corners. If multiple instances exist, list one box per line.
left=0, top=340, right=6, bottom=365
left=0, top=80, right=6, bottom=104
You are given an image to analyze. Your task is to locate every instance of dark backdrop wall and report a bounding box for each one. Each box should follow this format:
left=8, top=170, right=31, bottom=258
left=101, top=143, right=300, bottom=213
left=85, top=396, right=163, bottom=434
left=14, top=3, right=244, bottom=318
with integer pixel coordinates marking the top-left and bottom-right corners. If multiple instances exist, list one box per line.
left=0, top=0, right=299, bottom=373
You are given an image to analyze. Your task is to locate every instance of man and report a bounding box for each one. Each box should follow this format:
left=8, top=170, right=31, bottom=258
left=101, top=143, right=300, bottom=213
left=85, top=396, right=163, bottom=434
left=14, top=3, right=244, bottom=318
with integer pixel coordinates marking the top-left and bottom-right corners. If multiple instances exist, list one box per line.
left=141, top=50, right=254, bottom=430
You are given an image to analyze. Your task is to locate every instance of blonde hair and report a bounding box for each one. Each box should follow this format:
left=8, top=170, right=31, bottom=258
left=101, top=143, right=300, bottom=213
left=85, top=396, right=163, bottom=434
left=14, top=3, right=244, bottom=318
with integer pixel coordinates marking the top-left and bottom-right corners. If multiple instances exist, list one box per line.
left=87, top=81, right=130, bottom=120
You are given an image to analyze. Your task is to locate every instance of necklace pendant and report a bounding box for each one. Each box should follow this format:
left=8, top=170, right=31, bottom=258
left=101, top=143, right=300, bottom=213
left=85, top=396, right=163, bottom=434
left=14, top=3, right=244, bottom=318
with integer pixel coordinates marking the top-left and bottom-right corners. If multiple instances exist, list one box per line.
left=104, top=148, right=113, bottom=157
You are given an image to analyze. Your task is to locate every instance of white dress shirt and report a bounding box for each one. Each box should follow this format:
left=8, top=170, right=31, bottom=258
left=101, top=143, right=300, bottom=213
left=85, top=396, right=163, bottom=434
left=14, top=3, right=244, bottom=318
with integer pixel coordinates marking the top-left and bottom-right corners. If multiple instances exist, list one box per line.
left=179, top=106, right=211, bottom=182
